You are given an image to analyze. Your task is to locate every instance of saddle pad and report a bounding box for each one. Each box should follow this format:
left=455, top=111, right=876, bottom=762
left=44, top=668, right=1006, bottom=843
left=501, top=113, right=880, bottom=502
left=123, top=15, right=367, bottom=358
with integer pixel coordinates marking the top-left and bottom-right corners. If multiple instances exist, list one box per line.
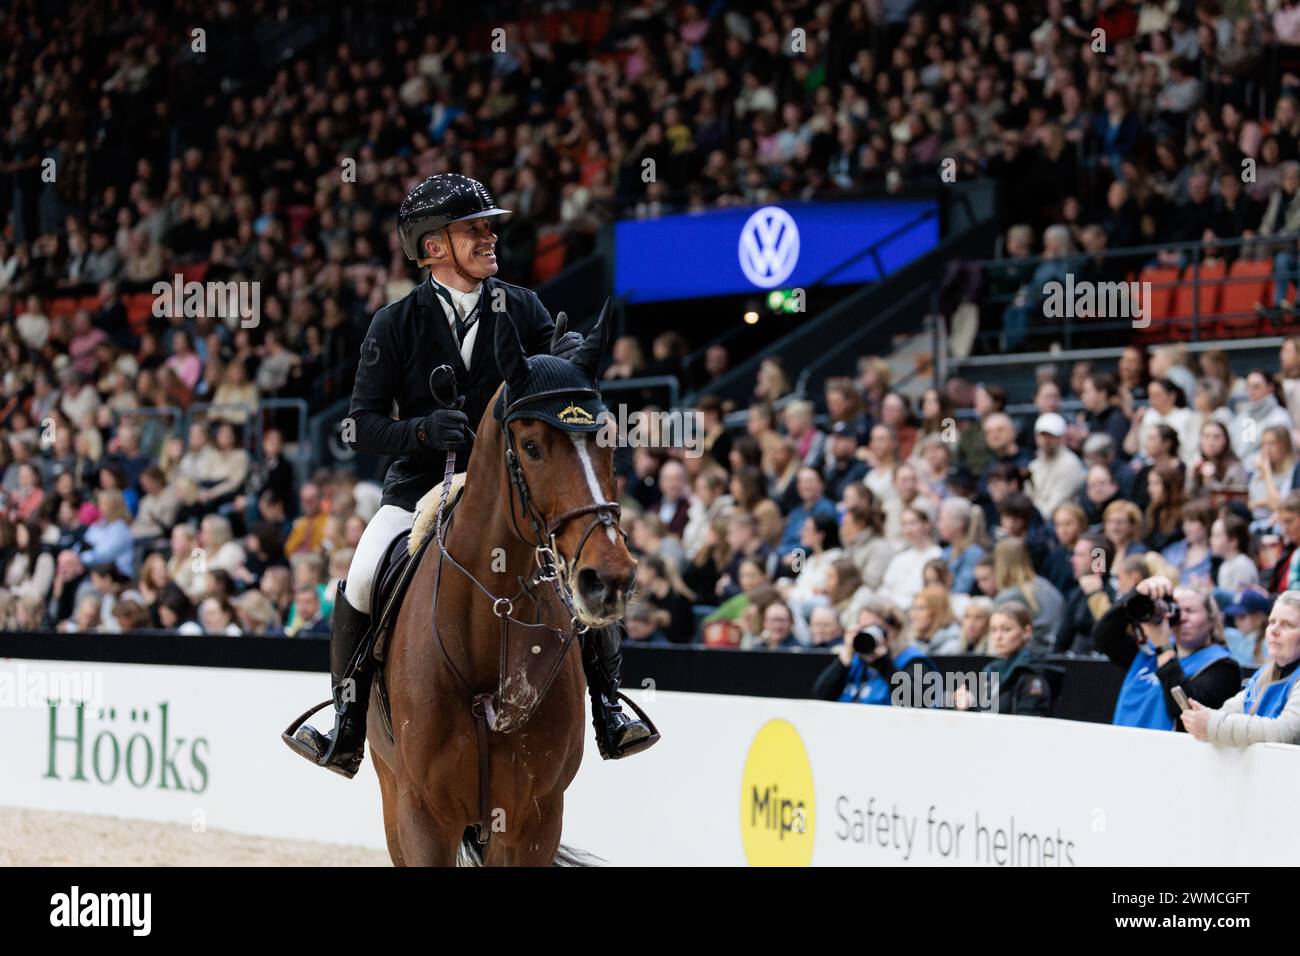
left=408, top=472, right=466, bottom=556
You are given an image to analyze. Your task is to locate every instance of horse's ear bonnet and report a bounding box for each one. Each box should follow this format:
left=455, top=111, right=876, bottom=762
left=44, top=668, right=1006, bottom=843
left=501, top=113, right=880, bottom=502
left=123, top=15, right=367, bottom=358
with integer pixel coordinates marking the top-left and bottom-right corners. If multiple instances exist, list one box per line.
left=493, top=303, right=610, bottom=433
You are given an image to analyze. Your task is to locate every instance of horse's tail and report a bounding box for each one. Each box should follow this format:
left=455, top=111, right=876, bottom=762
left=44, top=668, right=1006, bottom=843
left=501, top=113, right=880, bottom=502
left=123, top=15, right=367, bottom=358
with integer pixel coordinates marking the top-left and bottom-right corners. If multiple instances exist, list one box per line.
left=455, top=828, right=486, bottom=867
left=551, top=844, right=601, bottom=867
left=455, top=828, right=601, bottom=867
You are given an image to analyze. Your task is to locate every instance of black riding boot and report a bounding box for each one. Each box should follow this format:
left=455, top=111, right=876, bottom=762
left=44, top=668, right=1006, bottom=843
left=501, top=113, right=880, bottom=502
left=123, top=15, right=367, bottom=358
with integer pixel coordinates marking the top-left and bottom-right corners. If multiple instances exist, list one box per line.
left=582, top=625, right=660, bottom=760
left=283, top=585, right=374, bottom=778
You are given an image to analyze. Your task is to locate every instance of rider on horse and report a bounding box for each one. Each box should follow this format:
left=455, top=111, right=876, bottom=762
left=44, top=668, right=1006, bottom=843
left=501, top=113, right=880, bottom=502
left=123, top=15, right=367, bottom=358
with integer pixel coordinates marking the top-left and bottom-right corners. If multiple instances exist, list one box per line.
left=287, top=173, right=657, bottom=777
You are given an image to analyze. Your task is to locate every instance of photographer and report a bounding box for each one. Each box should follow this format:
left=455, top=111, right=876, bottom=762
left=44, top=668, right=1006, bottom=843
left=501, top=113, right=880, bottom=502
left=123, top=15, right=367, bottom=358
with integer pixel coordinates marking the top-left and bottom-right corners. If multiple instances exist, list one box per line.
left=812, top=600, right=937, bottom=706
left=1180, top=592, right=1300, bottom=746
left=1093, top=575, right=1241, bottom=731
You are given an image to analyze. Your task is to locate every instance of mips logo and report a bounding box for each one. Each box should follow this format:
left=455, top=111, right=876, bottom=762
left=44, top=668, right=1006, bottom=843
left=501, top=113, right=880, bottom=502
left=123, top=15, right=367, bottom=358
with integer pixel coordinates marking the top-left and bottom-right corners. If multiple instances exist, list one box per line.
left=739, top=718, right=816, bottom=866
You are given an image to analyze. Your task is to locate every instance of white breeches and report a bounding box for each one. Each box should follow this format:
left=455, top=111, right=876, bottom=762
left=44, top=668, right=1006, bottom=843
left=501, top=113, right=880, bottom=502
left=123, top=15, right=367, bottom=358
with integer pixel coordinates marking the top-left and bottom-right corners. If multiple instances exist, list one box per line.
left=345, top=504, right=415, bottom=615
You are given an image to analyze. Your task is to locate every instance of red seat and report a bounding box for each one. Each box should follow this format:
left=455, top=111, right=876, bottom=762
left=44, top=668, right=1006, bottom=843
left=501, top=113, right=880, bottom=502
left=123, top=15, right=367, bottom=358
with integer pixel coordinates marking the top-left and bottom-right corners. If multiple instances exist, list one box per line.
left=1134, top=266, right=1179, bottom=342
left=1169, top=260, right=1224, bottom=338
left=48, top=296, right=78, bottom=319
left=1216, top=258, right=1273, bottom=338
left=124, top=293, right=157, bottom=336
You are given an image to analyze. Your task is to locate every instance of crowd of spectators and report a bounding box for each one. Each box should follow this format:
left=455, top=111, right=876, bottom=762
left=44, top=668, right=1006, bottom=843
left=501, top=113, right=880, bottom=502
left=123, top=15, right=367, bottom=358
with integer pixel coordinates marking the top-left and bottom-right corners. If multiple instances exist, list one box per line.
left=617, top=339, right=1300, bottom=662
left=611, top=336, right=1300, bottom=737
left=8, top=1, right=1300, bottom=744
left=9, top=0, right=1300, bottom=336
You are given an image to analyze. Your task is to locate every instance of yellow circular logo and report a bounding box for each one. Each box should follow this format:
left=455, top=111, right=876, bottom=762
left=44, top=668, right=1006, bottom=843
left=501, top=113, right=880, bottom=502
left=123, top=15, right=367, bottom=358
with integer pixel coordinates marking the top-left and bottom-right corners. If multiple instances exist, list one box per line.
left=739, top=719, right=816, bottom=866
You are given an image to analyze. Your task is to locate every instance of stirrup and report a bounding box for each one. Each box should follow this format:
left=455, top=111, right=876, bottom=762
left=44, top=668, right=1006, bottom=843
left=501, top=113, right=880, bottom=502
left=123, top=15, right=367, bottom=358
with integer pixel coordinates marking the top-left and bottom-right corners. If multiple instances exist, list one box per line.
left=598, top=691, right=661, bottom=760
left=282, top=697, right=351, bottom=775
left=282, top=698, right=333, bottom=753
left=282, top=698, right=365, bottom=779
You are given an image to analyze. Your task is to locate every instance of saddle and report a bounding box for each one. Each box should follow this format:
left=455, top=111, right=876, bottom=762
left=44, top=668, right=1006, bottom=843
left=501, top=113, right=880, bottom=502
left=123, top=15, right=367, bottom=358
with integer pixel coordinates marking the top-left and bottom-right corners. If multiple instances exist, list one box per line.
left=368, top=480, right=466, bottom=744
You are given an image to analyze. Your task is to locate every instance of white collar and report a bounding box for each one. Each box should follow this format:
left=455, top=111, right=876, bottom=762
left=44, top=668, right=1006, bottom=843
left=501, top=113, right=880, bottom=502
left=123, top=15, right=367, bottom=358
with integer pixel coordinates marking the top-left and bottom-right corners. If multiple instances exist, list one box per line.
left=429, top=274, right=482, bottom=317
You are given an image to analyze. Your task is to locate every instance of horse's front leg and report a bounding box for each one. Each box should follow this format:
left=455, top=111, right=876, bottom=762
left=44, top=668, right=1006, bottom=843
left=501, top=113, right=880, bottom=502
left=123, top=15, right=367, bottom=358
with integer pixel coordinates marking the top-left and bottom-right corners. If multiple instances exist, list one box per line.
left=483, top=793, right=565, bottom=867
left=394, top=784, right=460, bottom=867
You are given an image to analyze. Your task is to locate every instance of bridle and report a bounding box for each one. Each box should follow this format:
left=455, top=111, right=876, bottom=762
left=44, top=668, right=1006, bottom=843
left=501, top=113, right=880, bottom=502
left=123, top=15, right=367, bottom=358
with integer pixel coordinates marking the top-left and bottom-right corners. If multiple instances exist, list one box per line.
left=429, top=372, right=627, bottom=643
left=501, top=385, right=627, bottom=585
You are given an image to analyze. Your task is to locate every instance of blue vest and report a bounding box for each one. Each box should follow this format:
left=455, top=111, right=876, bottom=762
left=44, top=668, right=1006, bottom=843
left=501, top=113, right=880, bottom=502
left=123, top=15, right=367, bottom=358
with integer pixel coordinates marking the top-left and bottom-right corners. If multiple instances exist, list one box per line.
left=839, top=646, right=930, bottom=706
left=1113, top=643, right=1233, bottom=731
left=1242, top=665, right=1300, bottom=719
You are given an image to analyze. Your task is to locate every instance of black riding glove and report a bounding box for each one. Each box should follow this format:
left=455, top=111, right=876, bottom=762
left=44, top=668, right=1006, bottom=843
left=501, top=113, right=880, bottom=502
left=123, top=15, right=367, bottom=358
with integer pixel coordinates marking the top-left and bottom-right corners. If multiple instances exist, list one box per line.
left=415, top=409, right=470, bottom=450
left=551, top=311, right=583, bottom=362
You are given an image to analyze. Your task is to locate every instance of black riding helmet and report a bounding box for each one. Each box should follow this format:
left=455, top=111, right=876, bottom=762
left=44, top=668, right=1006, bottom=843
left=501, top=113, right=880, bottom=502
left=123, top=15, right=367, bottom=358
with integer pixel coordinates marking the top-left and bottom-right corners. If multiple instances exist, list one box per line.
left=397, top=174, right=511, bottom=261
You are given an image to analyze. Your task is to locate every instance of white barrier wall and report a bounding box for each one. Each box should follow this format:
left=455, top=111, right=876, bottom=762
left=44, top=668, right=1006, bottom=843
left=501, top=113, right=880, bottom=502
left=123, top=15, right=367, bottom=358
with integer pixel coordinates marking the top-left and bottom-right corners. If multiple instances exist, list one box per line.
left=2, top=658, right=1297, bottom=865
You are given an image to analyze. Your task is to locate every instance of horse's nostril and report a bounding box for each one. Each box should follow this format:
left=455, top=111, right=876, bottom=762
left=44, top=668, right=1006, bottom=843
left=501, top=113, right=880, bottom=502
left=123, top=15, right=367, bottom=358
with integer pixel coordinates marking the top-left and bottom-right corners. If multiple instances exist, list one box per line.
left=576, top=568, right=631, bottom=611
left=577, top=568, right=605, bottom=603
left=603, top=571, right=632, bottom=599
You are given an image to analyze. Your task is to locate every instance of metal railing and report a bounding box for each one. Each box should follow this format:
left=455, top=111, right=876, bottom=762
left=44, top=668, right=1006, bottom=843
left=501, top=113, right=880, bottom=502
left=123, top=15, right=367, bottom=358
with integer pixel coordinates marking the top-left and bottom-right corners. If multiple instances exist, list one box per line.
left=945, top=336, right=1286, bottom=404
left=185, top=398, right=311, bottom=483
left=111, top=405, right=182, bottom=434
left=807, top=205, right=939, bottom=288
left=599, top=374, right=681, bottom=410
left=185, top=402, right=259, bottom=448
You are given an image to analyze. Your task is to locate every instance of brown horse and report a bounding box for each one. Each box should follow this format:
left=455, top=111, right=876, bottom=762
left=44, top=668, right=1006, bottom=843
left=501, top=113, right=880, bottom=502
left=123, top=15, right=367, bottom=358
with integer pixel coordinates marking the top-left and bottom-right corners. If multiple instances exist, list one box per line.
left=365, top=314, right=636, bottom=866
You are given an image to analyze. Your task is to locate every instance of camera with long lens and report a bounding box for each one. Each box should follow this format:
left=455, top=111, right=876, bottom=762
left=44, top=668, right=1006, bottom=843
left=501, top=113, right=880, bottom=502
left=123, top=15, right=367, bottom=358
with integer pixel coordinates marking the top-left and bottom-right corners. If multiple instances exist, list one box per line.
left=1122, top=591, right=1181, bottom=629
left=851, top=624, right=887, bottom=656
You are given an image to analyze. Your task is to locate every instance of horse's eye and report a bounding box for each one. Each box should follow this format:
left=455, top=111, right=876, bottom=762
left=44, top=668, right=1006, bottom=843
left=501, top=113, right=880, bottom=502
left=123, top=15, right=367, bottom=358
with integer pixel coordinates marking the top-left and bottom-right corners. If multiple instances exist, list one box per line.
left=524, top=440, right=541, bottom=460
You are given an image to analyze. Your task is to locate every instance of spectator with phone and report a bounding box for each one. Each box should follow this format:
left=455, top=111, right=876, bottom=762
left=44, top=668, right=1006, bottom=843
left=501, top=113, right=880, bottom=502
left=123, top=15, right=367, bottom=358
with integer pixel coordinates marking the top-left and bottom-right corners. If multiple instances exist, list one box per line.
left=1180, top=591, right=1300, bottom=745
left=1093, top=575, right=1241, bottom=731
left=812, top=600, right=936, bottom=706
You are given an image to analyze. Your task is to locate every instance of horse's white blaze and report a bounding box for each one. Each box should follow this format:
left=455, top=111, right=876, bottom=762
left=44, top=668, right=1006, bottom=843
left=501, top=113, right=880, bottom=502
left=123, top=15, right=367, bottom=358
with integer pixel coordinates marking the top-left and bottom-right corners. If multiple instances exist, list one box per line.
left=569, top=434, right=618, bottom=544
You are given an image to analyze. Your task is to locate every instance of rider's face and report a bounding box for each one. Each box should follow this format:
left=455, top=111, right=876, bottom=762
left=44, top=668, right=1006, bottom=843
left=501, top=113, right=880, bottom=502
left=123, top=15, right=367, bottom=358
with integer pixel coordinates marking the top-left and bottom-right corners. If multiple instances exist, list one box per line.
left=431, top=219, right=499, bottom=280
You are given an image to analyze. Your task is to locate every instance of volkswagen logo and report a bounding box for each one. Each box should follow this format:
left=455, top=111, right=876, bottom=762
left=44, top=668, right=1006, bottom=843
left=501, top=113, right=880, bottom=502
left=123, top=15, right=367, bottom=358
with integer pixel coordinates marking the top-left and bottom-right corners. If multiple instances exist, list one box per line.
left=738, top=206, right=800, bottom=288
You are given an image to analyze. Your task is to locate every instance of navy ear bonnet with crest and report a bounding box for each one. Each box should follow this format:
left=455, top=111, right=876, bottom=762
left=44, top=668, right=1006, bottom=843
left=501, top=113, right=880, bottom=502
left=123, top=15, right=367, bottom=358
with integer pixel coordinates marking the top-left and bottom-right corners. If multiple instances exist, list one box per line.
left=492, top=298, right=613, bottom=433
left=492, top=353, right=609, bottom=433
